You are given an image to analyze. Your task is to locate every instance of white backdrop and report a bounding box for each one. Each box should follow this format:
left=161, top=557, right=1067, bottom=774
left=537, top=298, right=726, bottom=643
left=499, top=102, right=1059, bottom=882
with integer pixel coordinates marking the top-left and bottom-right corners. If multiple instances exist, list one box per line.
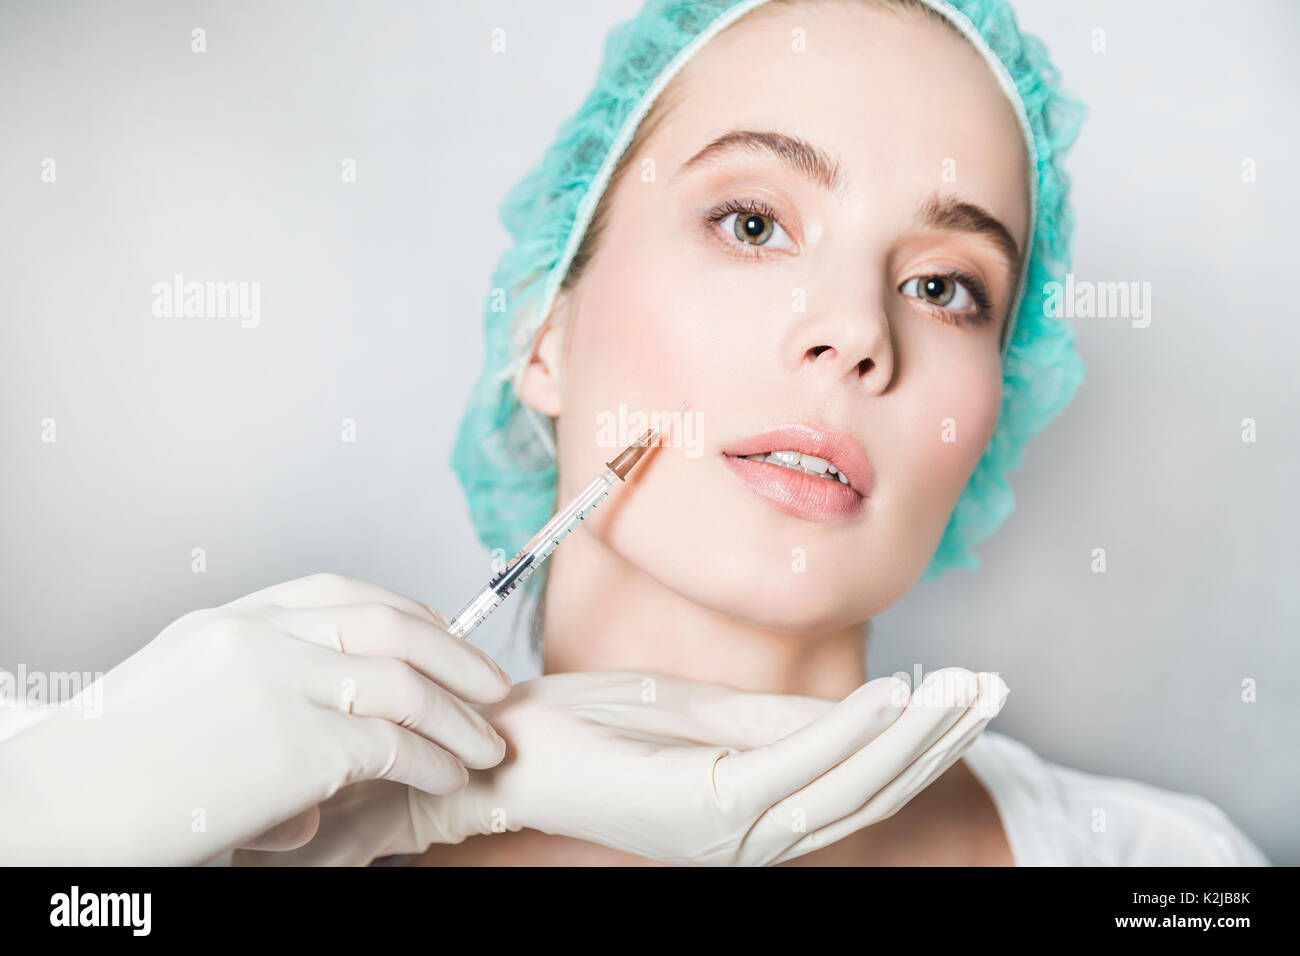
left=1, top=0, right=1295, bottom=863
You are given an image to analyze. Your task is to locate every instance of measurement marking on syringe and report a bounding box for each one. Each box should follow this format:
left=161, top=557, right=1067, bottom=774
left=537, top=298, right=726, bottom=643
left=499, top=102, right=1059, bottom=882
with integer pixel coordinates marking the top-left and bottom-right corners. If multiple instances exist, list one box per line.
left=446, top=419, right=672, bottom=639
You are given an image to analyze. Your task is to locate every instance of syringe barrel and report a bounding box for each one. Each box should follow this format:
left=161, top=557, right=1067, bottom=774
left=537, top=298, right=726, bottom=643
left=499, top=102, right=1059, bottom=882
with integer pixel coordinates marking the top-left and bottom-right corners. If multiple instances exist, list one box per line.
left=446, top=468, right=617, bottom=638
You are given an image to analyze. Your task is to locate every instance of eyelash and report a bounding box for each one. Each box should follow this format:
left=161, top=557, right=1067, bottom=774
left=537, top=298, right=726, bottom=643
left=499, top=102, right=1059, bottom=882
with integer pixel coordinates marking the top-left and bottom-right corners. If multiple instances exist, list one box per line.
left=703, top=198, right=787, bottom=260
left=702, top=197, right=996, bottom=327
left=914, top=269, right=995, bottom=327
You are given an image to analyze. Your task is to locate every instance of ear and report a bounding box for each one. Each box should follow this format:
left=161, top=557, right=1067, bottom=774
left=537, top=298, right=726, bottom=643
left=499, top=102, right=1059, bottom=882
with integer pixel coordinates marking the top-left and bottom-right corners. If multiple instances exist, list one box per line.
left=515, top=290, right=573, bottom=418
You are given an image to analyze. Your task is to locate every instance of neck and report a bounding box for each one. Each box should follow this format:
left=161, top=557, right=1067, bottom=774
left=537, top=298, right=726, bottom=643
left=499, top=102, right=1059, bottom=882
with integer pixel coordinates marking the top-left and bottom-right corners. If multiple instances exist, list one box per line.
left=540, top=529, right=867, bottom=700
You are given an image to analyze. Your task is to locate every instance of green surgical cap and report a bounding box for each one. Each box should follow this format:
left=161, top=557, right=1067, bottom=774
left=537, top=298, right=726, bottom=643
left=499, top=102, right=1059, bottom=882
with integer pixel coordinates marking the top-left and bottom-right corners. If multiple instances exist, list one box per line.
left=451, top=0, right=1088, bottom=580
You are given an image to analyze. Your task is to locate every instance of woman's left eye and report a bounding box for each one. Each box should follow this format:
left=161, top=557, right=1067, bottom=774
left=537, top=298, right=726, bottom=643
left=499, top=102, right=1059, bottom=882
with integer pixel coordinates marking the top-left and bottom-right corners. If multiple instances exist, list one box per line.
left=900, top=275, right=975, bottom=311
left=706, top=199, right=797, bottom=254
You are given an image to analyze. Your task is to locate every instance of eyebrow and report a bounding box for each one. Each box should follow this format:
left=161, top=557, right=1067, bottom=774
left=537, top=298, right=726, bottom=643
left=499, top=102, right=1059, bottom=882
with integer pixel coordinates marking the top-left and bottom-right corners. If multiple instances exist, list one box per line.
left=913, top=192, right=1022, bottom=279
left=676, top=128, right=1023, bottom=278
left=677, top=129, right=847, bottom=197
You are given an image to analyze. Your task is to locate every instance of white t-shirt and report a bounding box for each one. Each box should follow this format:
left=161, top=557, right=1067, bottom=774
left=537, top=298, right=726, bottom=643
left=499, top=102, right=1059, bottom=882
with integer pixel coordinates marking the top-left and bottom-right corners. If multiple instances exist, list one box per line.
left=963, top=729, right=1271, bottom=866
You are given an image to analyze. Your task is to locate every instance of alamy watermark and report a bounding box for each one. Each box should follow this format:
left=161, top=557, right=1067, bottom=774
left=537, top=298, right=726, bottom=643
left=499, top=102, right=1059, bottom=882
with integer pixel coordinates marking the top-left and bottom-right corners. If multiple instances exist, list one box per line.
left=50, top=885, right=150, bottom=935
left=595, top=403, right=703, bottom=458
left=1043, top=273, right=1151, bottom=328
left=152, top=273, right=261, bottom=328
left=0, top=664, right=104, bottom=718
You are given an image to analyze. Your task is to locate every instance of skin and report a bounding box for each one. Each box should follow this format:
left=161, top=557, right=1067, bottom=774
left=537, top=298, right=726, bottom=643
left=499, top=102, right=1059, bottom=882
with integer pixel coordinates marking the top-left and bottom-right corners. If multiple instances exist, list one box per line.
left=417, top=0, right=1029, bottom=866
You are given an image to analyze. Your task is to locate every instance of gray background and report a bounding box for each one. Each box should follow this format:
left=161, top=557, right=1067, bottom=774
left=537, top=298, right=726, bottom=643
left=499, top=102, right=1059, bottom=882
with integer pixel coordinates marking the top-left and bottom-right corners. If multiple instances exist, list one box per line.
left=1, top=0, right=1295, bottom=863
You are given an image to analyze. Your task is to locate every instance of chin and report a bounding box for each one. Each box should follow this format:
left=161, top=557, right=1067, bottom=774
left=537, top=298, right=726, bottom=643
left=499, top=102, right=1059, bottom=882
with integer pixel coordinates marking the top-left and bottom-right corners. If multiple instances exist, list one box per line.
left=610, top=523, right=913, bottom=634
left=598, top=451, right=941, bottom=630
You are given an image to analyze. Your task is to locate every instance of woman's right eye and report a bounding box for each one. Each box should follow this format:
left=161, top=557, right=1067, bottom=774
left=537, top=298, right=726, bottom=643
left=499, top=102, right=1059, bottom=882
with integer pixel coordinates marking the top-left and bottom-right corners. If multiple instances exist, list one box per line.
left=706, top=199, right=797, bottom=254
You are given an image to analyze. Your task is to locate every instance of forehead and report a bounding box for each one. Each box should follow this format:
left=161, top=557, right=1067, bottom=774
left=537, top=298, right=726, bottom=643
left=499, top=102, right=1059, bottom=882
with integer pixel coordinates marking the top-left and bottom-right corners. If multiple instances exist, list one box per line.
left=645, top=1, right=1031, bottom=248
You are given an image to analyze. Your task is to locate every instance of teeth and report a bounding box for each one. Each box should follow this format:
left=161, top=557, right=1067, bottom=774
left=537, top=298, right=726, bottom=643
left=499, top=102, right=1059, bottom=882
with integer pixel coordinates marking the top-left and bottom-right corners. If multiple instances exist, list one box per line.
left=799, top=454, right=830, bottom=474
left=741, top=450, right=851, bottom=485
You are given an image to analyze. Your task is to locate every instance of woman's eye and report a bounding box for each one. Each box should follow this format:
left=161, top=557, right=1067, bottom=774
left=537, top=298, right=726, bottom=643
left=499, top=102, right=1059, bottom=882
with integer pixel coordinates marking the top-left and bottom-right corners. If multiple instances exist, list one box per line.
left=901, top=275, right=975, bottom=311
left=708, top=201, right=797, bottom=253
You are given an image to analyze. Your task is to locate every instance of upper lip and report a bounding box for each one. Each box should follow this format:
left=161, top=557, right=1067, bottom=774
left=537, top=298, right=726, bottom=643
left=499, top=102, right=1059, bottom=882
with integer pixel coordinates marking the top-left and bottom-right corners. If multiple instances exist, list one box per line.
left=722, top=422, right=874, bottom=497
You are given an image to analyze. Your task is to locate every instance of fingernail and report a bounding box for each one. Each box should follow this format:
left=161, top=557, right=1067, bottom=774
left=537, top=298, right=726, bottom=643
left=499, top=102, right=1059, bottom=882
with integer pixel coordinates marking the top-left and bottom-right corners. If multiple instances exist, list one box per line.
left=983, top=674, right=1009, bottom=715
left=477, top=652, right=510, bottom=687
left=882, top=676, right=910, bottom=710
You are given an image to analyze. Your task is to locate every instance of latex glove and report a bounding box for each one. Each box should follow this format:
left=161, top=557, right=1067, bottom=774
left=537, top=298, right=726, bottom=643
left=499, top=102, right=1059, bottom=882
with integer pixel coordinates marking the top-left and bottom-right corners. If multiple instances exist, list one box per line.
left=236, top=666, right=1006, bottom=866
left=233, top=777, right=422, bottom=866
left=0, top=573, right=511, bottom=865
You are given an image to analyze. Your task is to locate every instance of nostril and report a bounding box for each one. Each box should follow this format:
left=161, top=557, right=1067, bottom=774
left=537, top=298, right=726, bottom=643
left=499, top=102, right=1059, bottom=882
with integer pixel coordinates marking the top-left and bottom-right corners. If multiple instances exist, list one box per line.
left=809, top=345, right=832, bottom=358
left=857, top=357, right=874, bottom=376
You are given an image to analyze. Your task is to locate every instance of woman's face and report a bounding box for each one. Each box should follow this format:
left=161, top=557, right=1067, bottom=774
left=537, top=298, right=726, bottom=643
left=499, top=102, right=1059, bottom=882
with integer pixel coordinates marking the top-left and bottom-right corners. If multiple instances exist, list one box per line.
left=521, top=1, right=1030, bottom=631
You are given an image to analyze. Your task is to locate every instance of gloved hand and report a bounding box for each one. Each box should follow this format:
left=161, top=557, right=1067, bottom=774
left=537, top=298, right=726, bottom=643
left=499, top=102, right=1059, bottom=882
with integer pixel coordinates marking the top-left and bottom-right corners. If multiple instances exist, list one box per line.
left=0, top=573, right=512, bottom=865
left=235, top=666, right=1007, bottom=866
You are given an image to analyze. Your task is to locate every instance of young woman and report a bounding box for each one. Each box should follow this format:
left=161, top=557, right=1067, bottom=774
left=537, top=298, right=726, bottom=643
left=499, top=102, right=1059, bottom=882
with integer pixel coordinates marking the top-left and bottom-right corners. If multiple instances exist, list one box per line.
left=421, top=0, right=1268, bottom=865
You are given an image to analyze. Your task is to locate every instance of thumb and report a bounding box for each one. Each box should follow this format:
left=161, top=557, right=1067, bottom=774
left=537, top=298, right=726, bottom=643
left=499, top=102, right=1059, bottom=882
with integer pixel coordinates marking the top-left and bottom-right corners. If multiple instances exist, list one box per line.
left=236, top=805, right=321, bottom=852
left=713, top=676, right=909, bottom=811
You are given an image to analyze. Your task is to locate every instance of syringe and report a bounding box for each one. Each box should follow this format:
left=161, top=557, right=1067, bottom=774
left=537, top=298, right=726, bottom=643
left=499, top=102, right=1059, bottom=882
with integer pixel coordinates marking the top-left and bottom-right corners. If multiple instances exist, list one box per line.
left=446, top=417, right=673, bottom=639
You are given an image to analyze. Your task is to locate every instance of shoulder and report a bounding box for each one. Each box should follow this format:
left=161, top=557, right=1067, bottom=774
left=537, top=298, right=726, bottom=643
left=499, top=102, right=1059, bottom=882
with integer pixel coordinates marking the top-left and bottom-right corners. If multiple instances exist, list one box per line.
left=963, top=730, right=1270, bottom=866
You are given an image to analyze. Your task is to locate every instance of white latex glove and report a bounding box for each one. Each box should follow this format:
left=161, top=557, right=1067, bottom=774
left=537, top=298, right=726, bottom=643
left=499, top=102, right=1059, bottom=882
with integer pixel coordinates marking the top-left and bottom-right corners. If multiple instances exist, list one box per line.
left=0, top=573, right=511, bottom=865
left=235, top=666, right=1007, bottom=866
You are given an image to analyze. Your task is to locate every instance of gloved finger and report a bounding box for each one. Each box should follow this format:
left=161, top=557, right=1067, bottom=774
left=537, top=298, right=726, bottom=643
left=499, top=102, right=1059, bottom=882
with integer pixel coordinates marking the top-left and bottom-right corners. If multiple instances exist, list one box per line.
left=230, top=572, right=447, bottom=629
left=844, top=672, right=1008, bottom=823
left=268, top=601, right=510, bottom=704
left=847, top=715, right=993, bottom=832
left=322, top=706, right=473, bottom=797
left=237, top=805, right=321, bottom=852
left=713, top=675, right=911, bottom=812
left=303, top=643, right=508, bottom=771
left=236, top=781, right=416, bottom=867
left=767, top=669, right=997, bottom=847
left=772, top=703, right=1000, bottom=865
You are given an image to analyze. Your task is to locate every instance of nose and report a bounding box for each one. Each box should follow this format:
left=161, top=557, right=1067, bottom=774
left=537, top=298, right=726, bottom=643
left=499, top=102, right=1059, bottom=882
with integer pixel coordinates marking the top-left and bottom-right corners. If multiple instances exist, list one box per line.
left=784, top=305, right=895, bottom=395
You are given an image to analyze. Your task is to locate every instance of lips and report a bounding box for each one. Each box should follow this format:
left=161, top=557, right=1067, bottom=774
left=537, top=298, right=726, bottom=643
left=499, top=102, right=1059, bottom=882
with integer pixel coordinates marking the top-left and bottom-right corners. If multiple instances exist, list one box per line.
left=721, top=422, right=874, bottom=522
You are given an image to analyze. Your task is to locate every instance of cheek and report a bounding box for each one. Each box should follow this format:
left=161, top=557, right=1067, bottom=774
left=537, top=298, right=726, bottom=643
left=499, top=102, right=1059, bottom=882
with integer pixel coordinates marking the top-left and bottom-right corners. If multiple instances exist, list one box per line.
left=558, top=231, right=751, bottom=466
left=560, top=279, right=691, bottom=439
left=865, top=346, right=1001, bottom=592
left=552, top=247, right=719, bottom=504
left=914, top=354, right=1002, bottom=499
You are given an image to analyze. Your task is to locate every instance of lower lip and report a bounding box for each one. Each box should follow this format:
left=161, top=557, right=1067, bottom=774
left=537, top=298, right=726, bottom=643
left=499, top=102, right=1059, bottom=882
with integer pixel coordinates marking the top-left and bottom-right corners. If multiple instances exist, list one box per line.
left=721, top=455, right=867, bottom=522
